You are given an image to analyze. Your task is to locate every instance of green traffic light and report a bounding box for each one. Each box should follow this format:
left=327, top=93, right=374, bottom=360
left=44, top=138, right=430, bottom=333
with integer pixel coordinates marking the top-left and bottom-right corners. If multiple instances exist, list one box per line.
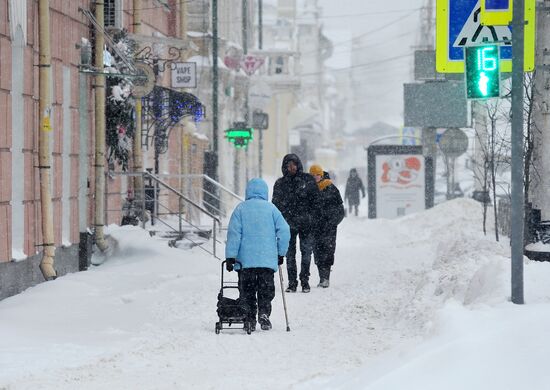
left=224, top=127, right=254, bottom=149
left=465, top=45, right=500, bottom=100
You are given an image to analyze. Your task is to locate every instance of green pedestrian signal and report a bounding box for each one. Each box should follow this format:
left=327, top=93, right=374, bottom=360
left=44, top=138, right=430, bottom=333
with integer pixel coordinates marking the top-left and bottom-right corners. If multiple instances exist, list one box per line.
left=465, top=45, right=500, bottom=100
left=225, top=124, right=254, bottom=149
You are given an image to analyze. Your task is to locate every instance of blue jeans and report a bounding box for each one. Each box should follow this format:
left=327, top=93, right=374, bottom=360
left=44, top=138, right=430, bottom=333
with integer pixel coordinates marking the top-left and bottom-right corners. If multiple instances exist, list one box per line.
left=286, top=227, right=314, bottom=286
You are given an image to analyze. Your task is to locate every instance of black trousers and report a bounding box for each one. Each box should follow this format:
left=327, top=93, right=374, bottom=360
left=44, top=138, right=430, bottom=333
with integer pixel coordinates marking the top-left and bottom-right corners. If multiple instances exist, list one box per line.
left=348, top=201, right=359, bottom=216
left=314, top=225, right=337, bottom=280
left=286, top=227, right=314, bottom=286
left=239, top=268, right=275, bottom=322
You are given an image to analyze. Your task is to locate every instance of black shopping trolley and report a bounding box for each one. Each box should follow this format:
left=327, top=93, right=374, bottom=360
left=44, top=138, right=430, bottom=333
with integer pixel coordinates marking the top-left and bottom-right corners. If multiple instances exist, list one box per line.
left=215, top=260, right=253, bottom=335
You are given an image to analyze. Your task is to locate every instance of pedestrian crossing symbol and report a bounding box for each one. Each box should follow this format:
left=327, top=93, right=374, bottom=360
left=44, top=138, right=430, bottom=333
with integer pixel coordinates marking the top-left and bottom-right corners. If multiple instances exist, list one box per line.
left=435, top=0, right=535, bottom=73
left=453, top=5, right=511, bottom=48
left=465, top=45, right=500, bottom=99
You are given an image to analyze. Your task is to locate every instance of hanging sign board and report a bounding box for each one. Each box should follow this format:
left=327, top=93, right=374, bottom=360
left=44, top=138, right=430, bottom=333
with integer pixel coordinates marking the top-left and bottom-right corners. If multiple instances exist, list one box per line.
left=171, top=62, right=197, bottom=88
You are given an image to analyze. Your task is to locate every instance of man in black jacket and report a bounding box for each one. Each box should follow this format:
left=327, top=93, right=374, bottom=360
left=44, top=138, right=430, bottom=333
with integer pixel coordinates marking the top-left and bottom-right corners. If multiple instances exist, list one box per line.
left=272, top=154, right=318, bottom=293
left=309, top=165, right=345, bottom=288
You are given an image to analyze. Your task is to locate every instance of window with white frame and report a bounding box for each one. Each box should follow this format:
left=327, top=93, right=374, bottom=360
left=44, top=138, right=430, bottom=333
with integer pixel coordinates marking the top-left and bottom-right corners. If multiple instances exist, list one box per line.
left=104, top=0, right=123, bottom=29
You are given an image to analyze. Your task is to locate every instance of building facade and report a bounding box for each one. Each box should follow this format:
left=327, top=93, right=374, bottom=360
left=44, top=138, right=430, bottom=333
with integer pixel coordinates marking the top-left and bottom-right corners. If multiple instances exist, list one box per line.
left=0, top=0, right=255, bottom=300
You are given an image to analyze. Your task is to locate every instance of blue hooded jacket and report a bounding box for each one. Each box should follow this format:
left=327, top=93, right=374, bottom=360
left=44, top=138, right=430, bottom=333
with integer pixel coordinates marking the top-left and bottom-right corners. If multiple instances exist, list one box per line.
left=225, top=178, right=290, bottom=272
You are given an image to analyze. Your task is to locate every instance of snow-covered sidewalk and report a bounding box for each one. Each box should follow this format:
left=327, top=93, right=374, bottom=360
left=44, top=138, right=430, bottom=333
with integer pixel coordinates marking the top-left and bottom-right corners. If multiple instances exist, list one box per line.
left=1, top=199, right=550, bottom=389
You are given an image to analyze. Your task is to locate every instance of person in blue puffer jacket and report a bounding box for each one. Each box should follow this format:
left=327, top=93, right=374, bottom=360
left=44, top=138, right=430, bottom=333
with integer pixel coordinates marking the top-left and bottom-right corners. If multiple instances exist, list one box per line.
left=225, top=178, right=291, bottom=331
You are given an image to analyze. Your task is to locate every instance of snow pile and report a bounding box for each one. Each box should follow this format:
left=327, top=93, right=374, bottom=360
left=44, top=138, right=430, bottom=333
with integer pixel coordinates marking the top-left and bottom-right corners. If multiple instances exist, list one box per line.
left=397, top=199, right=511, bottom=333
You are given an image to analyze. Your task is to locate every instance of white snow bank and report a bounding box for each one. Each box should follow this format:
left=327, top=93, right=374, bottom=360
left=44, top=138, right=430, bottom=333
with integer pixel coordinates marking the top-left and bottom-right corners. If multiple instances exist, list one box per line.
left=298, top=199, right=550, bottom=390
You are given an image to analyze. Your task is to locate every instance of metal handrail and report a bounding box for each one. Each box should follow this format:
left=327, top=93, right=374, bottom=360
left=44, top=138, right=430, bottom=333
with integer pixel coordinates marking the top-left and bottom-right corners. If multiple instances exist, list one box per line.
left=201, top=174, right=244, bottom=203
left=143, top=172, right=221, bottom=224
left=152, top=173, right=243, bottom=218
left=106, top=171, right=222, bottom=259
left=147, top=193, right=223, bottom=245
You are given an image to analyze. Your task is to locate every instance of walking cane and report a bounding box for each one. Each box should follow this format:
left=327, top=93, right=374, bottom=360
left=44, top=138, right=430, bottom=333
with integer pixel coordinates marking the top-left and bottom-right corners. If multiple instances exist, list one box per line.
left=278, top=265, right=291, bottom=332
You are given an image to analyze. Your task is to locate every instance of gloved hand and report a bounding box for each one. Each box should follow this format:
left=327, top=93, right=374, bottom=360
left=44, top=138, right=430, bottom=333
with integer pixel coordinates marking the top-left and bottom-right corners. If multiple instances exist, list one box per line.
left=226, top=258, right=236, bottom=272
left=278, top=256, right=284, bottom=266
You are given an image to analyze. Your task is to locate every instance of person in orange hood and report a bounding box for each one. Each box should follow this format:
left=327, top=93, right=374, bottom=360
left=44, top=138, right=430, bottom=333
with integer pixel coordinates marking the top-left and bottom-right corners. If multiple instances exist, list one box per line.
left=309, top=164, right=345, bottom=288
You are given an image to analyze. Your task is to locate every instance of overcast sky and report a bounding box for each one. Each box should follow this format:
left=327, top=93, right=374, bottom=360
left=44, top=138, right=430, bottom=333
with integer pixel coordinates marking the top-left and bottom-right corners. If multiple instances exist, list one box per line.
left=317, top=0, right=426, bottom=128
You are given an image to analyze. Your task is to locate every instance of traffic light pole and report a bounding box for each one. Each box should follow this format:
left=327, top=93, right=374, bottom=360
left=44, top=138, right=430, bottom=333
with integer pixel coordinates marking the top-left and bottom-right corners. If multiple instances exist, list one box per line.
left=212, top=0, right=219, bottom=181
left=258, top=0, right=264, bottom=178
left=510, top=0, right=525, bottom=304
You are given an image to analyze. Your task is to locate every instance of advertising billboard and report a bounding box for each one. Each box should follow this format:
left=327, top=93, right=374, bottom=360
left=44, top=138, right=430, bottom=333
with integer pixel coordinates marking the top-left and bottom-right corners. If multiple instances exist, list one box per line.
left=368, top=145, right=434, bottom=219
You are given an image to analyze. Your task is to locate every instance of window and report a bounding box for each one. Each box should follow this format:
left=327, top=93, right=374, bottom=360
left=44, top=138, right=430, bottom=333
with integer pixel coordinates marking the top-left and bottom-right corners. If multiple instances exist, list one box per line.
left=275, top=56, right=284, bottom=74
left=104, top=0, right=122, bottom=29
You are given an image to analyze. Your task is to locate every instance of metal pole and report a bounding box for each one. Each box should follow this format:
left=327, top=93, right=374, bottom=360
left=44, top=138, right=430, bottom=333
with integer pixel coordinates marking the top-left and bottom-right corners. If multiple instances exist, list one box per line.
left=153, top=173, right=158, bottom=225
left=258, top=0, right=263, bottom=50
left=242, top=0, right=249, bottom=187
left=242, top=0, right=248, bottom=57
left=178, top=197, right=182, bottom=237
left=278, top=265, right=291, bottom=331
left=258, top=0, right=263, bottom=178
left=133, top=0, right=144, bottom=206
left=511, top=0, right=525, bottom=304
left=259, top=124, right=263, bottom=178
left=213, top=219, right=217, bottom=258
left=141, top=173, right=146, bottom=229
left=212, top=0, right=219, bottom=181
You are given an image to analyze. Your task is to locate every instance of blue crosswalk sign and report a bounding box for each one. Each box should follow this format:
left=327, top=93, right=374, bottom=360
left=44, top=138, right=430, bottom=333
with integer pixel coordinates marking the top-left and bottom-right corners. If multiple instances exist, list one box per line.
left=436, top=0, right=535, bottom=73
left=449, top=0, right=511, bottom=61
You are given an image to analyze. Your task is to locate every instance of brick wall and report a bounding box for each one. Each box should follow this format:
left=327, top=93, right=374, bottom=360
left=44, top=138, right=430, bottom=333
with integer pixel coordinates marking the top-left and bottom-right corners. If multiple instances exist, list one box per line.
left=0, top=1, right=90, bottom=264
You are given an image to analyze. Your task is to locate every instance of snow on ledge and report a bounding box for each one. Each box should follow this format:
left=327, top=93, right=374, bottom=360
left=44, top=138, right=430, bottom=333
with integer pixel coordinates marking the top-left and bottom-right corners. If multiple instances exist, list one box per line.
left=525, top=241, right=550, bottom=252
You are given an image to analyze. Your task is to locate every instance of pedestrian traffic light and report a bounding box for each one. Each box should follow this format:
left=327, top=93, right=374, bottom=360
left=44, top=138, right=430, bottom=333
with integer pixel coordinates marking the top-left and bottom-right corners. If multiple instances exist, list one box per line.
left=225, top=127, right=254, bottom=149
left=465, top=45, right=500, bottom=99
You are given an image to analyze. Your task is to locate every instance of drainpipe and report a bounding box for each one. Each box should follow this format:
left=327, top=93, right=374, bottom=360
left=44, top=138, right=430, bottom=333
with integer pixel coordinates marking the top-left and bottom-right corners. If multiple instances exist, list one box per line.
left=180, top=0, right=187, bottom=40
left=94, top=1, right=108, bottom=251
left=180, top=1, right=188, bottom=203
left=38, top=0, right=56, bottom=280
left=133, top=0, right=144, bottom=205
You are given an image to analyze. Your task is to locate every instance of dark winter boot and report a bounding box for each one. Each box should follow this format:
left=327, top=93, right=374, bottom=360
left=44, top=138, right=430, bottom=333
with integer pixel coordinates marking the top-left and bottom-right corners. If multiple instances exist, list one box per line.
left=285, top=283, right=297, bottom=293
left=318, top=279, right=329, bottom=288
left=259, top=314, right=272, bottom=330
left=247, top=316, right=257, bottom=332
left=317, top=267, right=330, bottom=287
left=302, top=281, right=311, bottom=293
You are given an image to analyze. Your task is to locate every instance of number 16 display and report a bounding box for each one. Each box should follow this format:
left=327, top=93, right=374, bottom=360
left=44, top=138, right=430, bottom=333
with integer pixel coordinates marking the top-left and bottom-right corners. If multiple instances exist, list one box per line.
left=465, top=45, right=500, bottom=99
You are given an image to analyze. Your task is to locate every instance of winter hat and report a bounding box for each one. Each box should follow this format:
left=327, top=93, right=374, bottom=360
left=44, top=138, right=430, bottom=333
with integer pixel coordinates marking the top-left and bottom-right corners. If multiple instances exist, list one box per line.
left=309, top=164, right=323, bottom=176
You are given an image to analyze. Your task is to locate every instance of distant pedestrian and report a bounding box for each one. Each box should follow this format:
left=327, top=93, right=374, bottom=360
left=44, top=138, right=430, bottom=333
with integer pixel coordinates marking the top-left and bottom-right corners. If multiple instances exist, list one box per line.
left=309, top=165, right=345, bottom=288
left=225, top=178, right=291, bottom=331
left=272, top=154, right=318, bottom=293
left=344, top=168, right=365, bottom=216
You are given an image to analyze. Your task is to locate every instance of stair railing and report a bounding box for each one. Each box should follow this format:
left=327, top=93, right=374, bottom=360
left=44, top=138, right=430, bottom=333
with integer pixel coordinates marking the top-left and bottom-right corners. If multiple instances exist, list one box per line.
left=106, top=171, right=223, bottom=259
left=151, top=173, right=244, bottom=219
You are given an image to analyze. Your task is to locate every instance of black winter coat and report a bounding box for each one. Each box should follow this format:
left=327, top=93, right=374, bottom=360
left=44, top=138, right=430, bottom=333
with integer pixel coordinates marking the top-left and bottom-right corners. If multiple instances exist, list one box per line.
left=272, top=154, right=318, bottom=231
left=313, top=179, right=345, bottom=232
left=344, top=172, right=365, bottom=206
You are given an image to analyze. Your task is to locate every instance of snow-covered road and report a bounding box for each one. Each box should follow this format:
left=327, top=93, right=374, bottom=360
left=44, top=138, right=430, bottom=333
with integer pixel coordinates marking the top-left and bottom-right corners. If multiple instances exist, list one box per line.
left=1, top=199, right=549, bottom=389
